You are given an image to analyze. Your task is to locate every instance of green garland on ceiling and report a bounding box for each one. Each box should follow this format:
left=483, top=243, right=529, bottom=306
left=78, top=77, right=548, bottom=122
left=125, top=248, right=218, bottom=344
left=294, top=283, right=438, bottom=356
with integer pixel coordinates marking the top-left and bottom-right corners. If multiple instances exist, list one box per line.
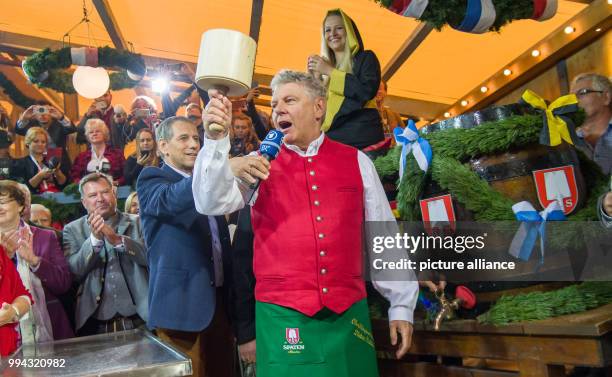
left=22, top=46, right=146, bottom=94
left=375, top=0, right=538, bottom=32
left=0, top=72, right=36, bottom=108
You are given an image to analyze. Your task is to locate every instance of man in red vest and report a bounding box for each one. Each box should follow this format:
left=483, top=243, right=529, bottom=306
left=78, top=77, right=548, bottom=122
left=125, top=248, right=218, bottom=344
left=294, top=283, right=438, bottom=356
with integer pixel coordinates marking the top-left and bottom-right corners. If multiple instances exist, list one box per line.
left=193, top=70, right=418, bottom=377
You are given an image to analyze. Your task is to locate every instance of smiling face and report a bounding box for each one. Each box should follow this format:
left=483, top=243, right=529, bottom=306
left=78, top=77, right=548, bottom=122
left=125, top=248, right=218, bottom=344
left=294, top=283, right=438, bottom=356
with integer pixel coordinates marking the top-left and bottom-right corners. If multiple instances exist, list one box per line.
left=158, top=120, right=200, bottom=174
left=81, top=178, right=116, bottom=219
left=271, top=82, right=325, bottom=150
left=324, top=14, right=346, bottom=53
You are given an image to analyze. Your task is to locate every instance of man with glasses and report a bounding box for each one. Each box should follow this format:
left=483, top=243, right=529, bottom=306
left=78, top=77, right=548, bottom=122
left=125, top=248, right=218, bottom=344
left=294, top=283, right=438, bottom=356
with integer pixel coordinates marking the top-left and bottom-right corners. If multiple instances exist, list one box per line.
left=570, top=74, right=612, bottom=231
left=571, top=73, right=611, bottom=175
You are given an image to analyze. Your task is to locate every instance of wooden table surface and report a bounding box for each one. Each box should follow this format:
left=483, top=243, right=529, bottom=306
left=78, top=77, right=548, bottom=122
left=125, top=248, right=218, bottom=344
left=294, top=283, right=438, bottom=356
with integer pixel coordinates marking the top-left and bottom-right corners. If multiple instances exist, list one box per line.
left=373, top=303, right=612, bottom=377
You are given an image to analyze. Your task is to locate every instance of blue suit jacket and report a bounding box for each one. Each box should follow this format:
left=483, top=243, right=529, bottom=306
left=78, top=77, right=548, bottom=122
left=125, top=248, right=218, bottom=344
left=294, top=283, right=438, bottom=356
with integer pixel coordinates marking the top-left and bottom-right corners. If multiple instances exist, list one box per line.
left=137, top=164, right=231, bottom=332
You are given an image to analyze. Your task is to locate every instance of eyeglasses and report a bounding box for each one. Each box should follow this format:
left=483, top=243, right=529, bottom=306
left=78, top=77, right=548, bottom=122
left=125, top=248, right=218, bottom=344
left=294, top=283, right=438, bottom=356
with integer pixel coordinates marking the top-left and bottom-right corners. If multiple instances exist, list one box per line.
left=575, top=88, right=604, bottom=97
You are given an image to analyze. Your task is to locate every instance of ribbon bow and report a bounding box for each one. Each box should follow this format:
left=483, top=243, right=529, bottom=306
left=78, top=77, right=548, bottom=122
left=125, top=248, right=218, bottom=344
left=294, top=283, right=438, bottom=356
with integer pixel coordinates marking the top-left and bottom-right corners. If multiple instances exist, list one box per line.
left=394, top=120, right=432, bottom=180
left=508, top=201, right=566, bottom=267
left=521, top=90, right=580, bottom=147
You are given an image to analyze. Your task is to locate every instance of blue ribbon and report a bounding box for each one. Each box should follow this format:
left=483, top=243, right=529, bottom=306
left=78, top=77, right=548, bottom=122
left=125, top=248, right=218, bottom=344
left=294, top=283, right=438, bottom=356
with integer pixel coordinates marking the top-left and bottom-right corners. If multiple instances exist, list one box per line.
left=452, top=0, right=496, bottom=34
left=509, top=201, right=566, bottom=267
left=393, top=120, right=432, bottom=180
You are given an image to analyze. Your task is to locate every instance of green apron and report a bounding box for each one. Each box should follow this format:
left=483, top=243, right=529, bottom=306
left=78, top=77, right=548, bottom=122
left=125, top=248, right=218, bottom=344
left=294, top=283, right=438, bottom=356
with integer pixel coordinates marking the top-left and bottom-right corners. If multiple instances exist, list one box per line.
left=256, top=299, right=379, bottom=377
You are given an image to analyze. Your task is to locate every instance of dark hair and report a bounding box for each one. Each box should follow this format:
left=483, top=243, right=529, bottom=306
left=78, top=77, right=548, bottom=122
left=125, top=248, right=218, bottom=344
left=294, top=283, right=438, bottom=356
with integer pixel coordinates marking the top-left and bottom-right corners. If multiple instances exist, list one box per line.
left=0, top=180, right=26, bottom=208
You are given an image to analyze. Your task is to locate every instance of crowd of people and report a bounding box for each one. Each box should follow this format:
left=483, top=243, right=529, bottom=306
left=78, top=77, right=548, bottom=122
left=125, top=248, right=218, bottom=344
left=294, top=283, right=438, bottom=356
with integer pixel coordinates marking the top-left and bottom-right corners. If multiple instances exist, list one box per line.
left=0, top=7, right=609, bottom=377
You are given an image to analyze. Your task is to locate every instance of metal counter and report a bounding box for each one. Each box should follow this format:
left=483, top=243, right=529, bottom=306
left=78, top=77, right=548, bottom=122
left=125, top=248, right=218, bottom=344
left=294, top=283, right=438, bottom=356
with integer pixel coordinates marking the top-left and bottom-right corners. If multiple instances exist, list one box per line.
left=0, top=329, right=192, bottom=376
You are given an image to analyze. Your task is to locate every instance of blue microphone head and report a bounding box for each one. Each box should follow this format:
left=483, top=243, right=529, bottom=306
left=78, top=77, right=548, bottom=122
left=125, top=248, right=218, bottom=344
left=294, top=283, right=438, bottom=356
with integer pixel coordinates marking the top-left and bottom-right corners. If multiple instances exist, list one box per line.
left=259, top=130, right=284, bottom=160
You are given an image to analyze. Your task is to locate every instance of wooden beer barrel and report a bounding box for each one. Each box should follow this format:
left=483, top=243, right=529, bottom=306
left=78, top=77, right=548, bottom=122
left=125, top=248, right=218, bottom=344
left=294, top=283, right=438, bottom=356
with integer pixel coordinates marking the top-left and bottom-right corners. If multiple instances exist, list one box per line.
left=419, top=104, right=587, bottom=308
left=421, top=103, right=587, bottom=215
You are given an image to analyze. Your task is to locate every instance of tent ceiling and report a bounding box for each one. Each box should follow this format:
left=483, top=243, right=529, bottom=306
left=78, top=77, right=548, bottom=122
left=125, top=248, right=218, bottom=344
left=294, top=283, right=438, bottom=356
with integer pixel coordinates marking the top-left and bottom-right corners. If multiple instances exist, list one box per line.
left=0, top=0, right=596, bottom=121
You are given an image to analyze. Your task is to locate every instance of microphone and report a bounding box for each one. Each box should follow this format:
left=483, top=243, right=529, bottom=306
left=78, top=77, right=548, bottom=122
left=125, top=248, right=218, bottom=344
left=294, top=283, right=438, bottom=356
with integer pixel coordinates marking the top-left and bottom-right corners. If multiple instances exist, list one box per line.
left=248, top=129, right=284, bottom=193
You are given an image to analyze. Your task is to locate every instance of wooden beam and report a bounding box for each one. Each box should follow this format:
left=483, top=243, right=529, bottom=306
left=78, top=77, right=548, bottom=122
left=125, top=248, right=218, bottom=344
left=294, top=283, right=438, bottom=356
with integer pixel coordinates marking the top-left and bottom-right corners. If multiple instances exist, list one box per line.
left=0, top=57, right=20, bottom=67
left=249, top=0, right=265, bottom=43
left=381, top=23, right=434, bottom=82
left=92, top=0, right=127, bottom=50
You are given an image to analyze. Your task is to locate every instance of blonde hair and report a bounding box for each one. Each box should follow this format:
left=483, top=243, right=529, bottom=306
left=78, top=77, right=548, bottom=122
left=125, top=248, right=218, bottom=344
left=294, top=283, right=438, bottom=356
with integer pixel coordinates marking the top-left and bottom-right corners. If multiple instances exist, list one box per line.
left=130, top=95, right=157, bottom=113
left=24, top=127, right=49, bottom=148
left=85, top=118, right=110, bottom=142
left=124, top=191, right=139, bottom=214
left=321, top=10, right=353, bottom=74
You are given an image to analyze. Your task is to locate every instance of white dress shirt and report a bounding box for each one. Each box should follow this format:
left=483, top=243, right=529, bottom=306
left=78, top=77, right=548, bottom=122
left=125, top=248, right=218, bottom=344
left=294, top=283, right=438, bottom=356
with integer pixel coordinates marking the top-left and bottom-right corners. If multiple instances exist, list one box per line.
left=193, top=132, right=418, bottom=322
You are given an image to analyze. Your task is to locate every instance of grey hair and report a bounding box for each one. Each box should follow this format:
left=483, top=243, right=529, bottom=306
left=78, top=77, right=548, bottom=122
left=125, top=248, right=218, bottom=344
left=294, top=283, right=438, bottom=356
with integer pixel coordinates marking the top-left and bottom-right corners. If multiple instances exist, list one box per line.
left=85, top=118, right=110, bottom=141
left=155, top=116, right=193, bottom=145
left=572, top=73, right=612, bottom=94
left=270, top=70, right=327, bottom=100
left=78, top=172, right=114, bottom=198
left=31, top=203, right=51, bottom=216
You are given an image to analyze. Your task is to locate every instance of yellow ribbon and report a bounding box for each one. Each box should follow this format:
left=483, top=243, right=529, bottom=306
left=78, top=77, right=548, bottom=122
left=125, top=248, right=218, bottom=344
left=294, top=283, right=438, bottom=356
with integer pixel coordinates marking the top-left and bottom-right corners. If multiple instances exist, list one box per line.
left=521, top=90, right=579, bottom=146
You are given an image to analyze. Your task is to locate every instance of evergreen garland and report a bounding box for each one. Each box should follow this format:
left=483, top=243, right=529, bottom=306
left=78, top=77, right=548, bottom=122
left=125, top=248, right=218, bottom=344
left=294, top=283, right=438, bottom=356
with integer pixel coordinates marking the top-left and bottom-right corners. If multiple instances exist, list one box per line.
left=0, top=72, right=36, bottom=108
left=375, top=0, right=537, bottom=32
left=373, top=111, right=605, bottom=222
left=22, top=46, right=145, bottom=94
left=477, top=282, right=612, bottom=326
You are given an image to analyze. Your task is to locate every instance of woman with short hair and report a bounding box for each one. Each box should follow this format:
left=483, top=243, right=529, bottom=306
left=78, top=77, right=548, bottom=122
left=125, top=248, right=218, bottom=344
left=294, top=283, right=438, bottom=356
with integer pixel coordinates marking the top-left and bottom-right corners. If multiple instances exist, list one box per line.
left=70, top=119, right=125, bottom=184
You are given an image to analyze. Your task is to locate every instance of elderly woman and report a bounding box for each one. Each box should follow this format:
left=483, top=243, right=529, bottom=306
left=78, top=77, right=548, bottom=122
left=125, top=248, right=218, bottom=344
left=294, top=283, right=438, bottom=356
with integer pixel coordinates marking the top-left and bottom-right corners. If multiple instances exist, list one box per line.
left=0, top=181, right=73, bottom=344
left=124, top=128, right=160, bottom=187
left=70, top=119, right=125, bottom=185
left=307, top=9, right=384, bottom=152
left=0, top=244, right=31, bottom=357
left=12, top=127, right=67, bottom=194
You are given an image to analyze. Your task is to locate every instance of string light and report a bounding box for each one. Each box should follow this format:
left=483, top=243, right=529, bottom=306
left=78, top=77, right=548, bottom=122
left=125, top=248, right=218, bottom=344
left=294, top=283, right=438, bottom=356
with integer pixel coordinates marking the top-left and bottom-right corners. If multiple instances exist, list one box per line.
left=564, top=26, right=575, bottom=34
left=531, top=49, right=541, bottom=57
left=480, top=86, right=488, bottom=93
left=444, top=112, right=451, bottom=118
left=503, top=69, right=512, bottom=76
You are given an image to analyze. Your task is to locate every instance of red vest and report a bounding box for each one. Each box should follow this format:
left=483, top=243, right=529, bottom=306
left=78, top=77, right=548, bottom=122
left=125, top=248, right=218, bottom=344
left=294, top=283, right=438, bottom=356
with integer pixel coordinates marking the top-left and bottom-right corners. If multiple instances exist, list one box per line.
left=252, top=137, right=366, bottom=316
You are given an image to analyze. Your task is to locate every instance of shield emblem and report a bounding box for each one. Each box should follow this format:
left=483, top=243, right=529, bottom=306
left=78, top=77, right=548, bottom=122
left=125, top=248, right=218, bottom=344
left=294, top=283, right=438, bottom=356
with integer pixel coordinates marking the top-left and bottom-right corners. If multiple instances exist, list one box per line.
left=419, top=194, right=456, bottom=234
left=532, top=165, right=578, bottom=215
left=286, top=328, right=300, bottom=345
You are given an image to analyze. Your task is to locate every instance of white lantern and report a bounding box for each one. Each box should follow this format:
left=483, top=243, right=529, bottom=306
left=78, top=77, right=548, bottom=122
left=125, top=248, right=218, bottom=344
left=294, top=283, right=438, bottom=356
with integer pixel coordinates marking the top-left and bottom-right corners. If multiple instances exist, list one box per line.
left=72, top=66, right=110, bottom=99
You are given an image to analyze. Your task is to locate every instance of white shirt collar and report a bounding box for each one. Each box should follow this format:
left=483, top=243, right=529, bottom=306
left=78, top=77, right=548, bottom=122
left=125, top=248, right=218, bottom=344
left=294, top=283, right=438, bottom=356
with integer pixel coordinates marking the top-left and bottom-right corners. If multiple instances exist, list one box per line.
left=165, top=161, right=191, bottom=178
left=283, top=132, right=325, bottom=157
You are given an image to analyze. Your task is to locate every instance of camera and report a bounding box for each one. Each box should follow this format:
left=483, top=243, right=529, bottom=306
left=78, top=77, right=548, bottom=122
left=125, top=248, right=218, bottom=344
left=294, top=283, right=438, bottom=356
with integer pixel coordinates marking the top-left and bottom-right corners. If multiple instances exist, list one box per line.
left=94, top=101, right=108, bottom=111
left=134, top=108, right=150, bottom=118
left=0, top=158, right=11, bottom=179
left=98, top=161, right=111, bottom=174
left=33, top=106, right=49, bottom=115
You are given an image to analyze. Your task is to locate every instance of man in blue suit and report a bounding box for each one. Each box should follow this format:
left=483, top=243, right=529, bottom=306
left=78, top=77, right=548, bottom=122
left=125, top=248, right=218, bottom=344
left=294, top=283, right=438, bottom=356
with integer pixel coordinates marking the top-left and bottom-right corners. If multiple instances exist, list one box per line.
left=137, top=116, right=233, bottom=377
